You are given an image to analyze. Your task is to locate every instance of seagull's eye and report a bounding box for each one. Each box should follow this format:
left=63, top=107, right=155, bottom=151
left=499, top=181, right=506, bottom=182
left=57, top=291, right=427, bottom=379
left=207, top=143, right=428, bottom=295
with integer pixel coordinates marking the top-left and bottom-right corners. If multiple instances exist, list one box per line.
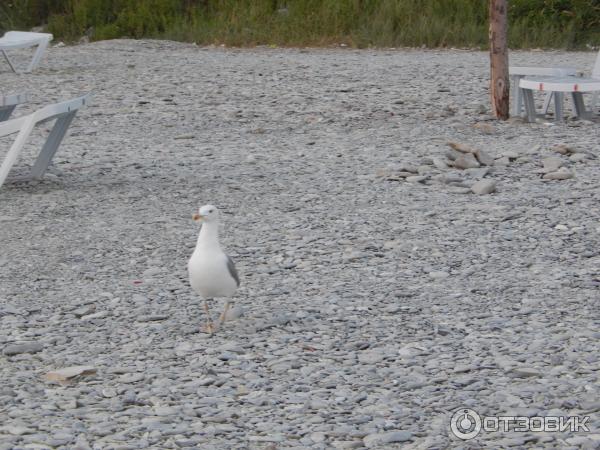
left=209, top=210, right=213, bottom=213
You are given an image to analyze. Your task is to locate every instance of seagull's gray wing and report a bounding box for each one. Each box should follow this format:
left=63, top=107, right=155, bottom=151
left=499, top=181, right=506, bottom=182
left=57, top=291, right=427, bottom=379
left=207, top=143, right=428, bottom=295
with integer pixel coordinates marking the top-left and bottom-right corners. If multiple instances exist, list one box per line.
left=226, top=255, right=240, bottom=287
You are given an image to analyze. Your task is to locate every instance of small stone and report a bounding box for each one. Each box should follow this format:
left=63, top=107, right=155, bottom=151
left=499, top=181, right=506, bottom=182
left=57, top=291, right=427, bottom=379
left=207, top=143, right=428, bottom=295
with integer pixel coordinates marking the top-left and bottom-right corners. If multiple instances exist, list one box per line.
left=552, top=144, right=576, bottom=155
left=72, top=305, right=95, bottom=317
left=132, top=294, right=149, bottom=303
left=566, top=436, right=600, bottom=447
left=396, top=171, right=417, bottom=178
left=358, top=351, right=385, bottom=364
left=5, top=425, right=34, bottom=435
left=218, top=351, right=237, bottom=361
left=174, top=134, right=195, bottom=140
left=142, top=267, right=162, bottom=277
left=502, top=150, right=520, bottom=160
left=429, top=271, right=450, bottom=280
left=494, top=156, right=510, bottom=166
left=197, top=377, right=216, bottom=386
left=453, top=153, right=480, bottom=169
left=248, top=434, right=286, bottom=443
left=72, top=435, right=93, bottom=450
left=474, top=149, right=494, bottom=166
left=137, top=314, right=169, bottom=322
left=255, top=315, right=290, bottom=331
left=398, top=164, right=418, bottom=173
left=363, top=431, right=412, bottom=448
left=309, top=398, right=330, bottom=409
left=542, top=156, right=564, bottom=173
left=380, top=170, right=417, bottom=181
left=3, top=342, right=43, bottom=356
left=438, top=174, right=464, bottom=185
left=102, top=388, right=117, bottom=398
left=405, top=175, right=428, bottom=183
left=447, top=141, right=477, bottom=154
left=510, top=367, right=541, bottom=378
left=580, top=401, right=600, bottom=412
left=122, top=391, right=137, bottom=405
left=543, top=167, right=573, bottom=180
left=475, top=103, right=488, bottom=114
left=219, top=342, right=245, bottom=354
left=432, top=157, right=448, bottom=170
left=58, top=399, right=78, bottom=410
left=225, top=305, right=244, bottom=321
left=332, top=441, right=363, bottom=449
left=310, top=432, right=327, bottom=443
left=471, top=180, right=496, bottom=195
left=570, top=153, right=588, bottom=163
left=445, top=149, right=462, bottom=161
left=0, top=304, right=20, bottom=316
left=44, top=366, right=97, bottom=384
left=416, top=165, right=432, bottom=174
left=119, top=373, right=145, bottom=383
left=154, top=406, right=178, bottom=416
left=80, top=311, right=109, bottom=321
left=465, top=167, right=489, bottom=179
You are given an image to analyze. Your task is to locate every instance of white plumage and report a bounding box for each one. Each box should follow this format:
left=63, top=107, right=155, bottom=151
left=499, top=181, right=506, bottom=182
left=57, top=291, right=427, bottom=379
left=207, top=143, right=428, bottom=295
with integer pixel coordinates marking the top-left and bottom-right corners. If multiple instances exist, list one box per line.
left=189, top=250, right=238, bottom=299
left=188, top=205, right=239, bottom=333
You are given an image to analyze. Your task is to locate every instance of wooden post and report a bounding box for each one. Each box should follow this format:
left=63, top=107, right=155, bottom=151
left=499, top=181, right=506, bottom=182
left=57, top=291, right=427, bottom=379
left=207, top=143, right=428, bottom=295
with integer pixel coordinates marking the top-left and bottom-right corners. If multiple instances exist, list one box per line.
left=489, top=0, right=509, bottom=120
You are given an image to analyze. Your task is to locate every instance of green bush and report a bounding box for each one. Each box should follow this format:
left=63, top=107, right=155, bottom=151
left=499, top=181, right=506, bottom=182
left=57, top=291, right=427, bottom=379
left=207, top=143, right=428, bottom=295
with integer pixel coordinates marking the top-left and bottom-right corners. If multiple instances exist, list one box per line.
left=0, top=0, right=598, bottom=49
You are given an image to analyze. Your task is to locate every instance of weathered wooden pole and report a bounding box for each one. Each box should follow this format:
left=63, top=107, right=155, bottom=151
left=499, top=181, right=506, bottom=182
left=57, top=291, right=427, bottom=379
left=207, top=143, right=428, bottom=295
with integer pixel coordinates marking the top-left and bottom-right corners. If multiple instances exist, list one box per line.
left=489, top=0, right=509, bottom=119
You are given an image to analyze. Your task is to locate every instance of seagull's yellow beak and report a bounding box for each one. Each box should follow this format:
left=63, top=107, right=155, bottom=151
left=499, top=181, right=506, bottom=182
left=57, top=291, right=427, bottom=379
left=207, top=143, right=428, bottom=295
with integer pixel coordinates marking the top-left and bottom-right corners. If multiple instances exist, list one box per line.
left=193, top=213, right=203, bottom=222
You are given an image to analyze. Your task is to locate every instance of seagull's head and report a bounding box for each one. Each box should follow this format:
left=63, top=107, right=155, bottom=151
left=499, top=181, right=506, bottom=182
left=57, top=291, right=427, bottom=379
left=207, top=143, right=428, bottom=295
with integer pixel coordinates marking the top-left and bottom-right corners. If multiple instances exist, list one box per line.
left=193, top=204, right=219, bottom=223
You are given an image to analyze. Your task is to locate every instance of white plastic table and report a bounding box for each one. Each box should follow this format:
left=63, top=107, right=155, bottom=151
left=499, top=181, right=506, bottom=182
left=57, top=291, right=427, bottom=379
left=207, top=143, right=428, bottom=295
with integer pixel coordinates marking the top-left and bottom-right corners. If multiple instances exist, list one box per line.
left=0, top=31, right=53, bottom=72
left=509, top=66, right=577, bottom=117
left=519, top=76, right=600, bottom=122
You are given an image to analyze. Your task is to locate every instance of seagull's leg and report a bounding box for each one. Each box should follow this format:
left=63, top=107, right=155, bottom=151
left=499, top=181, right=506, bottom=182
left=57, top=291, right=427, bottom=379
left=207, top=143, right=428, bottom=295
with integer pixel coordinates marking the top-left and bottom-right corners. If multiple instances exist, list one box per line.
left=202, top=299, right=215, bottom=334
left=217, top=300, right=231, bottom=328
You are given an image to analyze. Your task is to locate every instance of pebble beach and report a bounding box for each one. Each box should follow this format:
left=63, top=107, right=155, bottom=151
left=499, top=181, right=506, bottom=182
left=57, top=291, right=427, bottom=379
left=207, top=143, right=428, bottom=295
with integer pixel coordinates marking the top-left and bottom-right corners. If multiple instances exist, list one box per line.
left=1, top=40, right=600, bottom=448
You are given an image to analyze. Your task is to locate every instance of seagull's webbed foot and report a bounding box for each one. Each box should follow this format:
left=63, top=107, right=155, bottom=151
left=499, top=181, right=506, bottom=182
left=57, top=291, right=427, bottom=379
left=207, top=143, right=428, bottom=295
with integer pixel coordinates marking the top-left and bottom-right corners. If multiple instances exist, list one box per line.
left=201, top=322, right=216, bottom=335
left=202, top=299, right=216, bottom=335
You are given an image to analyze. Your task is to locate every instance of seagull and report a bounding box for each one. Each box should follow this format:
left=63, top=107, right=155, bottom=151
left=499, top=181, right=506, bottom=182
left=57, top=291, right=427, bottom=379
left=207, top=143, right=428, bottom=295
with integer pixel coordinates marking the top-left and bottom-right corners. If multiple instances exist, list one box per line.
left=188, top=205, right=240, bottom=334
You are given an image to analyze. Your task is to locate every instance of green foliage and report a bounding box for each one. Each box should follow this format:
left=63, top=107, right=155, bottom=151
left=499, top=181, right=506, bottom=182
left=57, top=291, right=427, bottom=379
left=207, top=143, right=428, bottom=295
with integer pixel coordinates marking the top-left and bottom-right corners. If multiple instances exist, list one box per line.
left=508, top=0, right=600, bottom=48
left=0, top=0, right=598, bottom=49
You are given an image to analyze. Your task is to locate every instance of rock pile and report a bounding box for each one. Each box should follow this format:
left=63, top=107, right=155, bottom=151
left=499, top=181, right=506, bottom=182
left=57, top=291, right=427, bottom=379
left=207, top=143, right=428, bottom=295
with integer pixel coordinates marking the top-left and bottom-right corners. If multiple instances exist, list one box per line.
left=377, top=139, right=593, bottom=197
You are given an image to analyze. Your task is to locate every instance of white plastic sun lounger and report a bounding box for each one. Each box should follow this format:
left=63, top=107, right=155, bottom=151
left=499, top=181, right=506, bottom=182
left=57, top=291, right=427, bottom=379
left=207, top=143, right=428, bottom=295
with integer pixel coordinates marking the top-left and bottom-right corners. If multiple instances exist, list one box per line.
left=0, top=92, right=28, bottom=122
left=520, top=77, right=600, bottom=122
left=0, top=94, right=91, bottom=188
left=514, top=50, right=600, bottom=121
left=0, top=31, right=53, bottom=73
left=509, top=66, right=577, bottom=117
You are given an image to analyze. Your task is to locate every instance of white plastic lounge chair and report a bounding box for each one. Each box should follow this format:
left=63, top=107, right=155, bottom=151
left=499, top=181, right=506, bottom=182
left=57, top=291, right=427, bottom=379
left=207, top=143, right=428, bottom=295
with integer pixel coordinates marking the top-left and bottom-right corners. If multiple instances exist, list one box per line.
left=509, top=66, right=577, bottom=117
left=514, top=50, right=600, bottom=121
left=0, top=31, right=53, bottom=73
left=0, top=93, right=28, bottom=122
left=0, top=94, right=91, bottom=188
left=519, top=77, right=600, bottom=122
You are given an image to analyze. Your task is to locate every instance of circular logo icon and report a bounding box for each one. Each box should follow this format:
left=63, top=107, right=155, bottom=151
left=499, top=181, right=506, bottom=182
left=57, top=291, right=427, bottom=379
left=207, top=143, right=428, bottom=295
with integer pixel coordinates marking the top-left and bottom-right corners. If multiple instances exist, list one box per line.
left=450, top=408, right=482, bottom=440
